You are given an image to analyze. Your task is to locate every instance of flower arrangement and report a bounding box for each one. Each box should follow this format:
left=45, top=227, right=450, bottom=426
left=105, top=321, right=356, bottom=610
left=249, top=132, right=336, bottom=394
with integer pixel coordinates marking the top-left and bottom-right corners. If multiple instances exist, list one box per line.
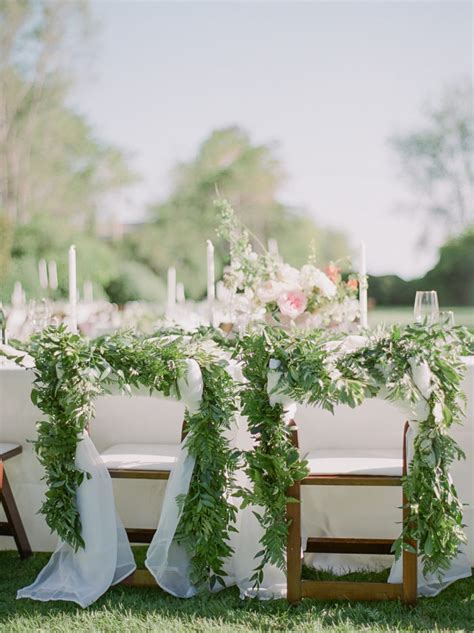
left=216, top=198, right=361, bottom=331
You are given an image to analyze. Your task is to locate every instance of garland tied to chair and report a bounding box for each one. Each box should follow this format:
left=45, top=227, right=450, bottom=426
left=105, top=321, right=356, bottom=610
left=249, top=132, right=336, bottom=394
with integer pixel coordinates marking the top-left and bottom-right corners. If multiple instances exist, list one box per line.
left=238, top=324, right=472, bottom=580
left=26, top=326, right=238, bottom=590
left=11, top=322, right=473, bottom=589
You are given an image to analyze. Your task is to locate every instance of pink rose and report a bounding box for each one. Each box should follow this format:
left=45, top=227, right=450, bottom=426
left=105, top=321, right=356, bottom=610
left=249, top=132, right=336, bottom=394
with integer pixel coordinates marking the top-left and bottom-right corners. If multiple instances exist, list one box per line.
left=324, top=263, right=341, bottom=284
left=277, top=289, right=308, bottom=320
left=346, top=278, right=358, bottom=292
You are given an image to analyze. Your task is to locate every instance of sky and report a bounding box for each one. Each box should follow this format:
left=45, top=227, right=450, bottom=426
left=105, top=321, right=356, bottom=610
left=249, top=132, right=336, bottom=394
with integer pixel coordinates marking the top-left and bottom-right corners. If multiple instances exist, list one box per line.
left=71, top=0, right=473, bottom=278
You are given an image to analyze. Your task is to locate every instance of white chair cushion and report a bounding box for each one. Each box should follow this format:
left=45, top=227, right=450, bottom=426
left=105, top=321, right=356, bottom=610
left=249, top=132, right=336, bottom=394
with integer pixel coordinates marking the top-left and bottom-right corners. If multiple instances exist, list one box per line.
left=304, top=448, right=403, bottom=477
left=100, top=443, right=180, bottom=471
left=0, top=442, right=21, bottom=457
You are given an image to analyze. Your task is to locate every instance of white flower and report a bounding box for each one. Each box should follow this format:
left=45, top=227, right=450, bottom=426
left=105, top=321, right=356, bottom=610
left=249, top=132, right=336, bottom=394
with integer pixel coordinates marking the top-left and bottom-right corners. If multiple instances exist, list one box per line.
left=233, top=294, right=252, bottom=313
left=299, top=265, right=337, bottom=298
left=233, top=293, right=266, bottom=328
left=299, top=264, right=319, bottom=291
left=325, top=297, right=359, bottom=325
left=233, top=269, right=245, bottom=289
left=256, top=280, right=285, bottom=303
left=216, top=281, right=232, bottom=302
left=342, top=297, right=360, bottom=322
left=276, top=263, right=301, bottom=288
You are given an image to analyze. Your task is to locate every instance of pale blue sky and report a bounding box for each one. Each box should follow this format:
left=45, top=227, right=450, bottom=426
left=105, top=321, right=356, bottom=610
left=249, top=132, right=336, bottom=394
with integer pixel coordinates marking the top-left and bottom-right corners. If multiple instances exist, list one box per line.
left=72, top=0, right=472, bottom=277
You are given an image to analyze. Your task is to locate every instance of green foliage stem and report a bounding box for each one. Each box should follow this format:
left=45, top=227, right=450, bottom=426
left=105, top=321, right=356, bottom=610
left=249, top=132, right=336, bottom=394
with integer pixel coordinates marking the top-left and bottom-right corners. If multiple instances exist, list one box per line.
left=26, top=326, right=239, bottom=588
left=237, top=324, right=472, bottom=581
left=20, top=322, right=472, bottom=590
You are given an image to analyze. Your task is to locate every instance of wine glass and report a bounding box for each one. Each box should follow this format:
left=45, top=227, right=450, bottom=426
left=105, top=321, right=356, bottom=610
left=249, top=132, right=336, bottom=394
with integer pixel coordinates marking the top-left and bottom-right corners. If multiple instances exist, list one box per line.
left=439, top=310, right=455, bottom=328
left=27, top=299, right=50, bottom=332
left=414, top=291, right=439, bottom=325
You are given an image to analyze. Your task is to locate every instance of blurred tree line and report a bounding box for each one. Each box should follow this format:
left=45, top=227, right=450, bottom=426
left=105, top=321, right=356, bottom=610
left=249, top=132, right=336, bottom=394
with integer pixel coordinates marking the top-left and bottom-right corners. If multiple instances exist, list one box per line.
left=0, top=1, right=350, bottom=304
left=122, top=126, right=349, bottom=299
left=389, top=81, right=472, bottom=248
left=369, top=228, right=474, bottom=307
left=0, top=0, right=138, bottom=301
left=370, top=80, right=473, bottom=307
left=0, top=1, right=472, bottom=307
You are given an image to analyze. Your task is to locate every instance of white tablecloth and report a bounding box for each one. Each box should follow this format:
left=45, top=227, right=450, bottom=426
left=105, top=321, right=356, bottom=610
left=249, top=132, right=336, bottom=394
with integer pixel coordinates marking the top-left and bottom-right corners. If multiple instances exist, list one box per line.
left=1, top=359, right=472, bottom=570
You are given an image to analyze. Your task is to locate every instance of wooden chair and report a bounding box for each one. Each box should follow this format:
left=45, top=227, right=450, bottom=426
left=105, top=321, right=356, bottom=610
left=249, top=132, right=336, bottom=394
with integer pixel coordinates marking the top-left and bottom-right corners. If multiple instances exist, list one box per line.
left=287, top=421, right=417, bottom=604
left=0, top=443, right=32, bottom=559
left=97, top=422, right=188, bottom=586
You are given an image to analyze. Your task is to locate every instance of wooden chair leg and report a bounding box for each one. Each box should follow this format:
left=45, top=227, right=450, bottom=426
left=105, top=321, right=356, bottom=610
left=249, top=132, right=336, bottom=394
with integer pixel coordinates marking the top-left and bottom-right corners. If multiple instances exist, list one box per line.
left=0, top=464, right=32, bottom=559
left=402, top=422, right=417, bottom=605
left=287, top=478, right=302, bottom=603
left=402, top=490, right=417, bottom=605
left=287, top=420, right=416, bottom=605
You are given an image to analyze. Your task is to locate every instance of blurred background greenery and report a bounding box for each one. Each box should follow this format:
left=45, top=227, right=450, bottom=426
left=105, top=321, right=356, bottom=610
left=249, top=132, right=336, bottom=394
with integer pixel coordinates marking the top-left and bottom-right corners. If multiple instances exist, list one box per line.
left=0, top=1, right=472, bottom=313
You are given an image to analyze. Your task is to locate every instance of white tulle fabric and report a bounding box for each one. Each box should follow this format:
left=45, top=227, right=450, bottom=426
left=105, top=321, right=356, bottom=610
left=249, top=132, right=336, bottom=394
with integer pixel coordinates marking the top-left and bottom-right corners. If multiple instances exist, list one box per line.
left=17, top=358, right=203, bottom=607
left=387, top=358, right=471, bottom=594
left=17, top=432, right=136, bottom=607
left=144, top=359, right=203, bottom=597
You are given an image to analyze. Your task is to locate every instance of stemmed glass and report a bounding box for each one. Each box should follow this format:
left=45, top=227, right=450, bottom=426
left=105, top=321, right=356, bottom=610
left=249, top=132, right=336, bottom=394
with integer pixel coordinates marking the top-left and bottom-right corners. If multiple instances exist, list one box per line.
left=27, top=299, right=51, bottom=332
left=439, top=311, right=455, bottom=328
left=414, top=291, right=439, bottom=325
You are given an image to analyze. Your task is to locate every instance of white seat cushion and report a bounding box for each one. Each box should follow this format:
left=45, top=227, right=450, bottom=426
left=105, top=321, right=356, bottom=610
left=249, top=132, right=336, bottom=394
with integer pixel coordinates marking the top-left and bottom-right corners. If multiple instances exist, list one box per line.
left=100, top=443, right=180, bottom=471
left=304, top=448, right=403, bottom=477
left=0, top=442, right=21, bottom=458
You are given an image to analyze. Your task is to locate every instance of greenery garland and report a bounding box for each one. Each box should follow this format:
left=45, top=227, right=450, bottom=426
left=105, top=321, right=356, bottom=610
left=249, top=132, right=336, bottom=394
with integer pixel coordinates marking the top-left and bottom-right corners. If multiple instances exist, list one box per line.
left=173, top=344, right=239, bottom=588
left=238, top=324, right=472, bottom=580
left=26, top=325, right=238, bottom=589
left=11, top=321, right=472, bottom=591
left=236, top=331, right=308, bottom=586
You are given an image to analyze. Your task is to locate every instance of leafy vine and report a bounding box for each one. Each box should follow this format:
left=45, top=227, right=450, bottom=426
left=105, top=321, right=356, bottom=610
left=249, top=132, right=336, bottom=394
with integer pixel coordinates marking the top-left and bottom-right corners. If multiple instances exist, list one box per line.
left=25, top=325, right=238, bottom=589
left=13, top=321, right=473, bottom=591
left=237, top=324, right=472, bottom=580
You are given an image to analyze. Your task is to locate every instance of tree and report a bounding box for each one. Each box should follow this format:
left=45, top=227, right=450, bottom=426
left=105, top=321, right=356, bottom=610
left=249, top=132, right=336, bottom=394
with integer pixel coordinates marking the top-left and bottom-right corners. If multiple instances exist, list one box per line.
left=0, top=0, right=136, bottom=298
left=390, top=80, right=473, bottom=246
left=127, top=126, right=350, bottom=298
left=423, top=227, right=474, bottom=306
left=369, top=228, right=474, bottom=307
left=105, top=262, right=166, bottom=306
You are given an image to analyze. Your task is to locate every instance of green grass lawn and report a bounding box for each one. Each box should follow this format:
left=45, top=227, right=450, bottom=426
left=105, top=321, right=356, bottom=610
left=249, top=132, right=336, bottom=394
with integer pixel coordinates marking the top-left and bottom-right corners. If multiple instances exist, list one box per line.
left=1, top=550, right=472, bottom=632
left=370, top=306, right=474, bottom=328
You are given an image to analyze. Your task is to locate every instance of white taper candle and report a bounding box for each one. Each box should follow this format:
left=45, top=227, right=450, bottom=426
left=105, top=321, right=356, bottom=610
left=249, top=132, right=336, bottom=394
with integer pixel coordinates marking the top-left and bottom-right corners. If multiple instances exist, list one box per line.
left=267, top=238, right=279, bottom=256
left=48, top=261, right=58, bottom=291
left=359, top=241, right=368, bottom=329
left=176, top=282, right=185, bottom=304
left=206, top=240, right=215, bottom=303
left=38, top=259, right=48, bottom=290
left=12, top=281, right=23, bottom=307
left=167, top=267, right=176, bottom=318
left=68, top=245, right=78, bottom=333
